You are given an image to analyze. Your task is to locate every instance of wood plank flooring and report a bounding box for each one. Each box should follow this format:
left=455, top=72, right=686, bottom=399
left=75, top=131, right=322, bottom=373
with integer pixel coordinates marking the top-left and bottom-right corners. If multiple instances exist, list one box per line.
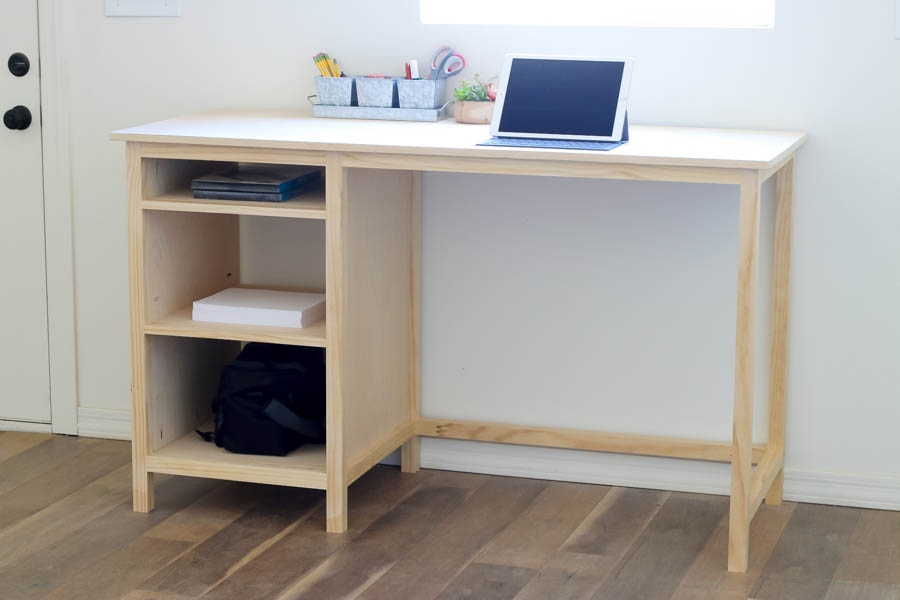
left=1, top=433, right=898, bottom=600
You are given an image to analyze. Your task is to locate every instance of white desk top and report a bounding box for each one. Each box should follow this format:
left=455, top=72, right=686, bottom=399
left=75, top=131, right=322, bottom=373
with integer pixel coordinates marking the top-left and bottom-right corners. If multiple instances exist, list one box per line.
left=112, top=109, right=806, bottom=170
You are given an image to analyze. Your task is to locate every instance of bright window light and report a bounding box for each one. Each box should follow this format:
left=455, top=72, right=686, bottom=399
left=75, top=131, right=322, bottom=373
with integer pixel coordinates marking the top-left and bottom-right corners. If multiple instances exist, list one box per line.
left=420, top=0, right=775, bottom=28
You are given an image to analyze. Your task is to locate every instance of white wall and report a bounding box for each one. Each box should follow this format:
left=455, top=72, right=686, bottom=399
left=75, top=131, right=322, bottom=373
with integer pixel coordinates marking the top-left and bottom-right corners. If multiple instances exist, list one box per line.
left=62, top=0, right=900, bottom=507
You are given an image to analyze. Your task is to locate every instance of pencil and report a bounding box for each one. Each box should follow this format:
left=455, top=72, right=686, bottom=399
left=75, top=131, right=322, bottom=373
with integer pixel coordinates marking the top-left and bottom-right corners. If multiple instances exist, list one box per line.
left=314, top=54, right=332, bottom=77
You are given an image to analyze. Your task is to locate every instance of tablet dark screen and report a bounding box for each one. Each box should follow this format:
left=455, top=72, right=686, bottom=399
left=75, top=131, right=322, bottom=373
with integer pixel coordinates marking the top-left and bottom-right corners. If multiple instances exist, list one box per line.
left=498, top=58, right=625, bottom=137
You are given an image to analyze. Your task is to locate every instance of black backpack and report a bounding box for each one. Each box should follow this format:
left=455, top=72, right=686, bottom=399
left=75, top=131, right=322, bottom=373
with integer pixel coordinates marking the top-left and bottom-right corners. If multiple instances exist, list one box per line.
left=199, top=343, right=326, bottom=456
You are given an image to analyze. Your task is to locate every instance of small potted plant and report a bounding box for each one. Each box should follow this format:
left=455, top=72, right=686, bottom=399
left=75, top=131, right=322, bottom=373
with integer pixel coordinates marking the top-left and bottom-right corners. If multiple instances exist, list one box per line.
left=453, top=75, right=498, bottom=124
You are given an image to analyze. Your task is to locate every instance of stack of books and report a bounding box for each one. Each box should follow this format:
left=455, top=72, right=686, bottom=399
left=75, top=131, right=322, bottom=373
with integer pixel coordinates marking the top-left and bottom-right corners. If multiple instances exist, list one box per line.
left=193, top=288, right=326, bottom=329
left=191, top=165, right=322, bottom=202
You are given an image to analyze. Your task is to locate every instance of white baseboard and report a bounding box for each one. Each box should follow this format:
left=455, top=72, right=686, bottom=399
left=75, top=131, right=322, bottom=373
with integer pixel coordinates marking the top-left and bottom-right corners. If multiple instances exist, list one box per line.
left=77, top=407, right=132, bottom=440
left=783, top=470, right=900, bottom=511
left=0, top=419, right=52, bottom=433
left=419, top=438, right=900, bottom=511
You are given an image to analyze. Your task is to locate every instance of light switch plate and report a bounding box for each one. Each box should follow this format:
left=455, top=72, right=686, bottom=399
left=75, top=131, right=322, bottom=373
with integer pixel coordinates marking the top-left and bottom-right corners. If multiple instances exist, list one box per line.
left=105, top=0, right=181, bottom=17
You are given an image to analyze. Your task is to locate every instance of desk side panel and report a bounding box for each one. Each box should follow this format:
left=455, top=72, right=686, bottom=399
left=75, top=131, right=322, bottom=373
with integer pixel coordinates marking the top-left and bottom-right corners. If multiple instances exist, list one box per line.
left=342, top=168, right=415, bottom=470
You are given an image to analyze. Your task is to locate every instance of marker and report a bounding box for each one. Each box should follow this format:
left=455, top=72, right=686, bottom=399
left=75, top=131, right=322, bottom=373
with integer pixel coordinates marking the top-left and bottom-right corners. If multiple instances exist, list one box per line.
left=409, top=59, right=420, bottom=80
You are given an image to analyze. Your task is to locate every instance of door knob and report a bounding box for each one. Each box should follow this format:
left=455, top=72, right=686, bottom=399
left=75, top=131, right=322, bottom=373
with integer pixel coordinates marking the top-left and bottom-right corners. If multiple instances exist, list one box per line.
left=3, top=106, right=32, bottom=130
left=8, top=53, right=30, bottom=77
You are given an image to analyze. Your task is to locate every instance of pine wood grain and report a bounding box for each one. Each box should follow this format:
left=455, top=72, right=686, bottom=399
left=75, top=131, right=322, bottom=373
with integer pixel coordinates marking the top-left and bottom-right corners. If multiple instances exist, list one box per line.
left=401, top=171, right=422, bottom=474
left=416, top=419, right=767, bottom=463
left=729, top=170, right=761, bottom=573
left=325, top=151, right=348, bottom=533
left=764, top=158, right=794, bottom=505
left=128, top=141, right=153, bottom=513
left=340, top=168, right=415, bottom=469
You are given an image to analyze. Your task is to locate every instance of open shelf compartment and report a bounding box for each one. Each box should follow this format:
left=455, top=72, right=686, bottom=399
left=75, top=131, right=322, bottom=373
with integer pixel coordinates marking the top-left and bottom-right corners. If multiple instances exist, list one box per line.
left=142, top=336, right=328, bottom=491
left=141, top=207, right=326, bottom=347
left=141, top=158, right=326, bottom=219
left=147, top=425, right=326, bottom=489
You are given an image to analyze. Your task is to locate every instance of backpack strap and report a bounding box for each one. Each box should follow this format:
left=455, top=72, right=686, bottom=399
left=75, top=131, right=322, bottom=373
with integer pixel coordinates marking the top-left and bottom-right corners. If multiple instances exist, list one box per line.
left=264, top=399, right=326, bottom=443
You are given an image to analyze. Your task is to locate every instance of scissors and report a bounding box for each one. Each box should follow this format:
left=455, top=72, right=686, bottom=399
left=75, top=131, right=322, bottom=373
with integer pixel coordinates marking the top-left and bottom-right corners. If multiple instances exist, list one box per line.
left=428, top=46, right=466, bottom=80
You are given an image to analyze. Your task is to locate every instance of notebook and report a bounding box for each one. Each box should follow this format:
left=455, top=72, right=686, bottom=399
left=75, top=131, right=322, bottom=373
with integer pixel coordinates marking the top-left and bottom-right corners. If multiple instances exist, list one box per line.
left=480, top=55, right=633, bottom=151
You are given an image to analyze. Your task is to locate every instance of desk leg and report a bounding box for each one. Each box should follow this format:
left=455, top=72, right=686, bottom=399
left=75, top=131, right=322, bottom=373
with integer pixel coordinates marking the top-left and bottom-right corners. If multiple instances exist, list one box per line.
left=401, top=438, right=421, bottom=473
left=728, top=171, right=761, bottom=573
left=402, top=172, right=422, bottom=474
left=325, top=154, right=348, bottom=533
left=127, top=143, right=155, bottom=513
left=765, top=159, right=794, bottom=505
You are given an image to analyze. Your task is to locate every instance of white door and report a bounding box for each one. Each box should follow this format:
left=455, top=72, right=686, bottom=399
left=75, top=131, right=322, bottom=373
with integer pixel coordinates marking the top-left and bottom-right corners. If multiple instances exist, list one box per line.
left=0, top=0, right=51, bottom=424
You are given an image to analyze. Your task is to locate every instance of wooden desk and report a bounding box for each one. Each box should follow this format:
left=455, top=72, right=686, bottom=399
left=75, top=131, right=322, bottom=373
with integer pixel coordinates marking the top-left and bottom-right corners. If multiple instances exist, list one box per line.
left=113, top=109, right=806, bottom=572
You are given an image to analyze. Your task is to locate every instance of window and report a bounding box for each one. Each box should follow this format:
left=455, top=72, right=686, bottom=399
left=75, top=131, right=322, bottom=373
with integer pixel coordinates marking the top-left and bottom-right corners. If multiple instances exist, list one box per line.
left=420, top=0, right=774, bottom=28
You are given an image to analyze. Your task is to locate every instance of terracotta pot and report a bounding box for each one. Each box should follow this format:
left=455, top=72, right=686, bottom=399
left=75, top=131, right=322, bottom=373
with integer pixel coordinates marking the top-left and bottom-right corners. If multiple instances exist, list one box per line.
left=454, top=101, right=494, bottom=124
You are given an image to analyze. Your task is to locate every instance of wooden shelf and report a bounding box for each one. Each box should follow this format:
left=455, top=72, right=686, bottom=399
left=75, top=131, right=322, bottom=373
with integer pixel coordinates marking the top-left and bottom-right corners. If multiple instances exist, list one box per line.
left=143, top=187, right=326, bottom=219
left=147, top=426, right=327, bottom=489
left=145, top=307, right=327, bottom=347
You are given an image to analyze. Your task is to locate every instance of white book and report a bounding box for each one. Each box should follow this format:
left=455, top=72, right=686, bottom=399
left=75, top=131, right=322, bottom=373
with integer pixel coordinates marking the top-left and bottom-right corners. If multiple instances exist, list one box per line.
left=192, top=288, right=325, bottom=329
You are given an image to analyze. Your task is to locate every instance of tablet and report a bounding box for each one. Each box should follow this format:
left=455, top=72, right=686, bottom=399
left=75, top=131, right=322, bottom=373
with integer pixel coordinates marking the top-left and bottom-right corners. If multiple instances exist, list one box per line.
left=490, top=55, right=633, bottom=142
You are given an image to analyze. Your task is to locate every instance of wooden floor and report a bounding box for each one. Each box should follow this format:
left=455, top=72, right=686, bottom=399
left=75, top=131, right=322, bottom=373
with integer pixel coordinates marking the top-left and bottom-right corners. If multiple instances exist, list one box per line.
left=0, top=433, right=898, bottom=600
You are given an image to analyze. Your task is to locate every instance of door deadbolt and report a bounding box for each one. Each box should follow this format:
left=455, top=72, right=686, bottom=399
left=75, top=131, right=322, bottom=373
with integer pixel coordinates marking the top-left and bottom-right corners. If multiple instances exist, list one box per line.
left=3, top=106, right=32, bottom=130
left=8, top=53, right=30, bottom=77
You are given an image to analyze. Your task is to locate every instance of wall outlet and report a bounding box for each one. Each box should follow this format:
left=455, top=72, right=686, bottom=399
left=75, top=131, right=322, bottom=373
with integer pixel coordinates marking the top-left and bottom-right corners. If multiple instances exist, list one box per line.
left=105, top=0, right=181, bottom=17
